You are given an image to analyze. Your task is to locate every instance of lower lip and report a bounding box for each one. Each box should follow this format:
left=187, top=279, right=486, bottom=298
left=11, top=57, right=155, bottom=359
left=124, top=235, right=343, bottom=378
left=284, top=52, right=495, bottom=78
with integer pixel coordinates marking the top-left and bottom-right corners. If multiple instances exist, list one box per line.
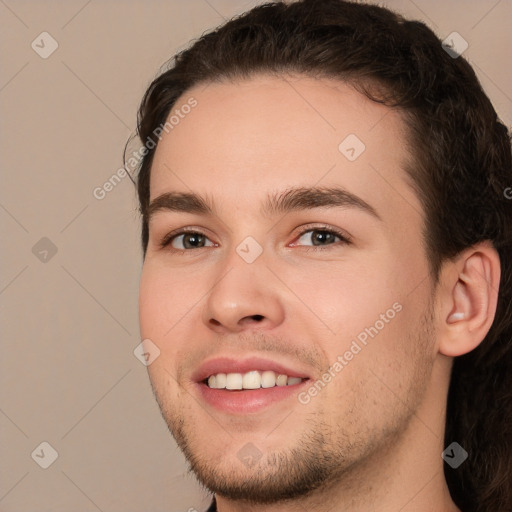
left=196, top=380, right=310, bottom=414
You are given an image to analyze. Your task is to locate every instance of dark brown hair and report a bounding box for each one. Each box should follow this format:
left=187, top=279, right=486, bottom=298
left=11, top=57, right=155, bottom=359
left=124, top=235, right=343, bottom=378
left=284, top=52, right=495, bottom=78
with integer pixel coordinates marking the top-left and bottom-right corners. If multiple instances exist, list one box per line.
left=131, top=1, right=512, bottom=509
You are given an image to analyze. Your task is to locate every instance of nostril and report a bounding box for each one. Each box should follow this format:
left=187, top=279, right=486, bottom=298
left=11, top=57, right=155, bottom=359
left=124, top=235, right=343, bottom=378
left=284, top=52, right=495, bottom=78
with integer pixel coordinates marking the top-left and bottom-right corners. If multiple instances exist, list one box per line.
left=252, top=315, right=264, bottom=321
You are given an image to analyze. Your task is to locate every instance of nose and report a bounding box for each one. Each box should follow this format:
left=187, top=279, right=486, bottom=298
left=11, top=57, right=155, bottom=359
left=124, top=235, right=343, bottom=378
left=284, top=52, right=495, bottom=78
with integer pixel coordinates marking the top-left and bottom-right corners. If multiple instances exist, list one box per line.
left=201, top=250, right=285, bottom=334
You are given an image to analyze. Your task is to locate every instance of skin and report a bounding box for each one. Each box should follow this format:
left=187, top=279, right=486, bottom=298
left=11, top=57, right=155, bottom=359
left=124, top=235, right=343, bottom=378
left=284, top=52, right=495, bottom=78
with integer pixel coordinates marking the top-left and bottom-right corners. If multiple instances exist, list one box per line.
left=138, top=75, right=500, bottom=511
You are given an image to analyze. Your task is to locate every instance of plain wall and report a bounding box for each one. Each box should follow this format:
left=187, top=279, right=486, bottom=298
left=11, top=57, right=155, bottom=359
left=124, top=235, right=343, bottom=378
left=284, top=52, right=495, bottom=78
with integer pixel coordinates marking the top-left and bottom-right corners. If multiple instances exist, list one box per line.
left=1, top=1, right=510, bottom=511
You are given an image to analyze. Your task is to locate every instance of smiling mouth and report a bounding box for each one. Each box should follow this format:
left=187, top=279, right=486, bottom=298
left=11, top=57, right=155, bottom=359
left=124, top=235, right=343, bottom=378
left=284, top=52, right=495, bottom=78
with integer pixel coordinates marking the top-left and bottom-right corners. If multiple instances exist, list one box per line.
left=203, top=370, right=308, bottom=390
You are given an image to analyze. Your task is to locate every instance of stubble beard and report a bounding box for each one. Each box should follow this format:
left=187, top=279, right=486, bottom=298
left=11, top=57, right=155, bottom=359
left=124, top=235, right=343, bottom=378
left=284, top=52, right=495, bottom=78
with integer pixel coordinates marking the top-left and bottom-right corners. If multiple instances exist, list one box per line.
left=149, top=303, right=436, bottom=505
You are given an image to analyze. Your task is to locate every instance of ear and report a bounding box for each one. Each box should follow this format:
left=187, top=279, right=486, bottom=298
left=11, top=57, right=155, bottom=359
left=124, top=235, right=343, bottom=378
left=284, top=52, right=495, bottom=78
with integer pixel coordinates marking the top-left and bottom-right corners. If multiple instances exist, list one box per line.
left=436, top=240, right=501, bottom=357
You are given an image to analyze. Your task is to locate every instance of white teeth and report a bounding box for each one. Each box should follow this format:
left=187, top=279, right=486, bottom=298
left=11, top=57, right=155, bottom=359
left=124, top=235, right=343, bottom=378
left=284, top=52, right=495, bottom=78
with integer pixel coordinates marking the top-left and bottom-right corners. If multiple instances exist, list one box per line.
left=206, top=370, right=306, bottom=390
left=242, top=371, right=261, bottom=389
left=276, top=374, right=288, bottom=387
left=207, top=373, right=226, bottom=389
left=226, top=373, right=243, bottom=390
left=261, top=370, right=276, bottom=388
left=215, top=373, right=227, bottom=388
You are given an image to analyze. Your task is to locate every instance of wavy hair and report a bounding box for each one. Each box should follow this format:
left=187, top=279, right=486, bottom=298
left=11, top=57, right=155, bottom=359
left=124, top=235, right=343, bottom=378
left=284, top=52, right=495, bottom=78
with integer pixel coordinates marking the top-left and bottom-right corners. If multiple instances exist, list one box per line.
left=132, top=1, right=512, bottom=509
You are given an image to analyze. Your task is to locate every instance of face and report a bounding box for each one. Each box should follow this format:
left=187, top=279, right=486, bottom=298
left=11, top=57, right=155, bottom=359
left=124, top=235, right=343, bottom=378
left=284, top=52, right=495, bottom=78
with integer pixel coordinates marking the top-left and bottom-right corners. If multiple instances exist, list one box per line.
left=139, top=75, right=438, bottom=503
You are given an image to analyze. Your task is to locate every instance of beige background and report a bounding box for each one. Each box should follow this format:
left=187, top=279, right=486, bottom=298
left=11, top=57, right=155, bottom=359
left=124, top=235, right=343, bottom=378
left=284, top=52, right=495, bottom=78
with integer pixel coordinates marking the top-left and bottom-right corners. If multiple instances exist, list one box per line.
left=0, top=1, right=510, bottom=511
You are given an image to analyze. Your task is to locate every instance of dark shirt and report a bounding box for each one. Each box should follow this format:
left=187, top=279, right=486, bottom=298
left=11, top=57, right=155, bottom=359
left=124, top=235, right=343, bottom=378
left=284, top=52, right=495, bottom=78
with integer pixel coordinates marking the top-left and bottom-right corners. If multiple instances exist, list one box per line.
left=204, top=496, right=466, bottom=511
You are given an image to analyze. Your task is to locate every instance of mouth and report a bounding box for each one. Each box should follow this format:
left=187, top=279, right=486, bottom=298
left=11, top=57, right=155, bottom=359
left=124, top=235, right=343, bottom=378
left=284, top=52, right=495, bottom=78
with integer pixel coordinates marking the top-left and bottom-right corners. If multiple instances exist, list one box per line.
left=193, top=356, right=311, bottom=414
left=203, top=370, right=307, bottom=390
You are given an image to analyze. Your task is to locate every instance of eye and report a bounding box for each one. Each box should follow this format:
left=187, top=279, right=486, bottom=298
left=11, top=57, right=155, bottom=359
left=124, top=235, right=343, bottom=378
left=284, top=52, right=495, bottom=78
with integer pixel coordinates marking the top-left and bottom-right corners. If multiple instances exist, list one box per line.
left=291, top=226, right=351, bottom=249
left=161, top=229, right=216, bottom=250
left=159, top=225, right=351, bottom=253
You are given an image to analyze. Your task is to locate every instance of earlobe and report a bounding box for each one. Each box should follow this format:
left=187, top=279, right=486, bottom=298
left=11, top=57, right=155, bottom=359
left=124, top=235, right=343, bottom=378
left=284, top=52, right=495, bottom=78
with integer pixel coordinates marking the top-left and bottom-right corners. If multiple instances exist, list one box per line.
left=438, top=243, right=500, bottom=358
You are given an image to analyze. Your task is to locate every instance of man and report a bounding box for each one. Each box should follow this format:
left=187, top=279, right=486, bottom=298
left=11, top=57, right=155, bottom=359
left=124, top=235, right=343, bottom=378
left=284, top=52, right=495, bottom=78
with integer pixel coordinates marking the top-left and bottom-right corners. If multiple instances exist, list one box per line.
left=133, top=1, right=512, bottom=510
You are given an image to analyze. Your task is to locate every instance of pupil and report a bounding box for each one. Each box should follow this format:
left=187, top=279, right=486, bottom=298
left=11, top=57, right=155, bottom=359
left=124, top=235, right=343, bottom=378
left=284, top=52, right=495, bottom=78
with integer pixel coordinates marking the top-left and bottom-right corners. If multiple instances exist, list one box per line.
left=182, top=231, right=335, bottom=249
left=185, top=234, right=204, bottom=248
left=313, top=230, right=334, bottom=245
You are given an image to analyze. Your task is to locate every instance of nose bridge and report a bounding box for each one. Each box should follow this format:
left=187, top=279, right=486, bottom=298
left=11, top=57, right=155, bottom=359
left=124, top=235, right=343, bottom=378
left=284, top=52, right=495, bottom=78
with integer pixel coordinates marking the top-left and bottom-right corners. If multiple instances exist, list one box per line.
left=201, top=236, right=285, bottom=332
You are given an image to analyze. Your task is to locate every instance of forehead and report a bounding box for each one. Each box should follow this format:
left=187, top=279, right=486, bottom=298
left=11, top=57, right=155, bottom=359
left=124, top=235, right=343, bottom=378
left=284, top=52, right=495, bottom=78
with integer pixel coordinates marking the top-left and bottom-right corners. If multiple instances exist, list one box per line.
left=149, top=74, right=422, bottom=223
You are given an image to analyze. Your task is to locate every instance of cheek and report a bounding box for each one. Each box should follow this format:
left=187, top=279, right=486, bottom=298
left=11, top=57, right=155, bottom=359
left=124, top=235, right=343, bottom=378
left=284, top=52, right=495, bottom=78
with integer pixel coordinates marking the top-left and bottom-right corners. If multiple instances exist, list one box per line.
left=305, top=304, right=430, bottom=437
left=287, top=256, right=421, bottom=395
left=138, top=267, right=165, bottom=339
left=287, top=256, right=400, bottom=340
left=138, top=261, right=201, bottom=339
left=139, top=267, right=185, bottom=397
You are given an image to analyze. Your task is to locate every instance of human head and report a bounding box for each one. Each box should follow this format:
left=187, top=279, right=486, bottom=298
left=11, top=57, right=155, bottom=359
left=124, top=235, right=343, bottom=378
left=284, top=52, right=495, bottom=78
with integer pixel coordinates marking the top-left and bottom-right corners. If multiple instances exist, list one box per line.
left=133, top=1, right=512, bottom=510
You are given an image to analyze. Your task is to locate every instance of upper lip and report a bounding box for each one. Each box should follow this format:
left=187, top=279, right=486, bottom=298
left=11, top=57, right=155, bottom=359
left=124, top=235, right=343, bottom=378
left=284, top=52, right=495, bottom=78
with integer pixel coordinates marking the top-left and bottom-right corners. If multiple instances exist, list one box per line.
left=192, top=356, right=312, bottom=383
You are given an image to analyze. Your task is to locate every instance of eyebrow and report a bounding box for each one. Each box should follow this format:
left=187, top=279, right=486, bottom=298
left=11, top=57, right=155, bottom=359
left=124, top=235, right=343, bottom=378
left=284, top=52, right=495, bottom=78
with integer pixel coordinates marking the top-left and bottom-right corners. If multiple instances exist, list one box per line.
left=146, top=186, right=382, bottom=223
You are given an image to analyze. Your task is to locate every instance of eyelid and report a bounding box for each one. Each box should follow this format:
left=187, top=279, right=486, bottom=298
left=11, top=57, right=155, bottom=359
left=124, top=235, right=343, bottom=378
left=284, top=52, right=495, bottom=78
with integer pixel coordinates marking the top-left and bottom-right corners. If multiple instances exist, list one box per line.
left=291, top=223, right=352, bottom=246
left=159, top=223, right=352, bottom=251
left=159, top=227, right=217, bottom=250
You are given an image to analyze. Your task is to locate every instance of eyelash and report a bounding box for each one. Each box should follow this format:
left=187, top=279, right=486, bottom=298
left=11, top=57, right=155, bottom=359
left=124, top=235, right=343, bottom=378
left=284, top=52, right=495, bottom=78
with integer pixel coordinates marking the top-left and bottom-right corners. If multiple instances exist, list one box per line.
left=159, top=225, right=352, bottom=253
